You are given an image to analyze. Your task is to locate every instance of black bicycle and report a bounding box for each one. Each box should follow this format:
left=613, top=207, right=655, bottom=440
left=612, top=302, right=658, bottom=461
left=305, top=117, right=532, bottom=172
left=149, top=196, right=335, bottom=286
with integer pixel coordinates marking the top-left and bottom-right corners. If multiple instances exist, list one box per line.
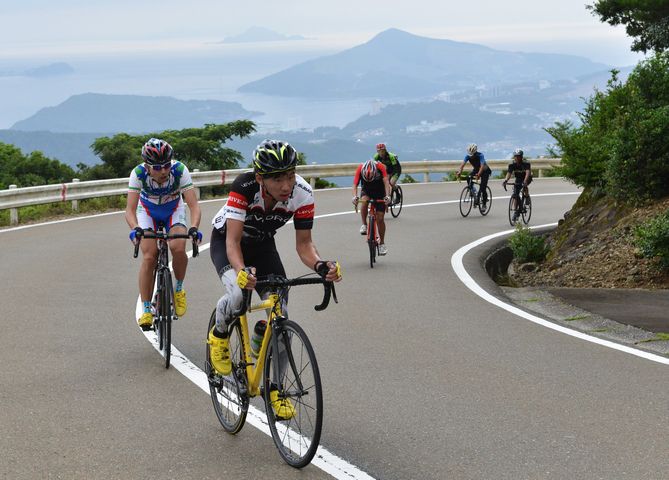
left=504, top=181, right=532, bottom=226
left=459, top=175, right=492, bottom=217
left=206, top=274, right=337, bottom=467
left=133, top=226, right=199, bottom=368
left=389, top=184, right=403, bottom=218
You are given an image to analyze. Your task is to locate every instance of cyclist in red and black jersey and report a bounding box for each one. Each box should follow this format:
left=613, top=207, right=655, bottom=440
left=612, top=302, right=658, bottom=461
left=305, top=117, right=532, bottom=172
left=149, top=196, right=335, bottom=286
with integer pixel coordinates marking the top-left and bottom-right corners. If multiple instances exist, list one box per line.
left=352, top=159, right=392, bottom=256
left=207, top=140, right=341, bottom=415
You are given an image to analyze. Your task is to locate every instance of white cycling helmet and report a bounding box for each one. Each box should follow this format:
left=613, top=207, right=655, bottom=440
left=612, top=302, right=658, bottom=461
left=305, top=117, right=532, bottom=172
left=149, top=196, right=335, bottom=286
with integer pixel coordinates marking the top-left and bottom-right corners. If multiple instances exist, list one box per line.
left=467, top=143, right=478, bottom=156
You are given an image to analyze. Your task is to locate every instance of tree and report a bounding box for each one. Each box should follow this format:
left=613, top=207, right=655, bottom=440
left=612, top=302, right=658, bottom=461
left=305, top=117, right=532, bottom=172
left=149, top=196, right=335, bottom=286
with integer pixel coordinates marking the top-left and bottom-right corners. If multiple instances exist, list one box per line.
left=0, top=142, right=75, bottom=189
left=85, top=121, right=256, bottom=179
left=588, top=1, right=669, bottom=53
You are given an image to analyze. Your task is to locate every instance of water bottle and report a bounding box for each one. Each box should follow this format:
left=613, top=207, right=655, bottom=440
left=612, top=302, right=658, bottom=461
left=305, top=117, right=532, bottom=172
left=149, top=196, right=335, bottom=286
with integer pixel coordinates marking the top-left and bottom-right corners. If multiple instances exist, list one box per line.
left=250, top=320, right=267, bottom=358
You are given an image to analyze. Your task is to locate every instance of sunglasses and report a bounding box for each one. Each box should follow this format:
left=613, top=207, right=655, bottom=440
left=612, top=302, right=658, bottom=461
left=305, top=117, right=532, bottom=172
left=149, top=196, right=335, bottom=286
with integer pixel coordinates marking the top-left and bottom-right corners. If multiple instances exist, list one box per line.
left=148, top=162, right=171, bottom=171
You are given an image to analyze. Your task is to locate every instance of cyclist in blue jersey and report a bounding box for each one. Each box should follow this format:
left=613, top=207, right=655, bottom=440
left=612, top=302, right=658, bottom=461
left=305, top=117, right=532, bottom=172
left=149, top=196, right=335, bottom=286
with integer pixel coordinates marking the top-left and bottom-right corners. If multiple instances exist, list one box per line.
left=456, top=143, right=491, bottom=207
left=126, top=138, right=202, bottom=330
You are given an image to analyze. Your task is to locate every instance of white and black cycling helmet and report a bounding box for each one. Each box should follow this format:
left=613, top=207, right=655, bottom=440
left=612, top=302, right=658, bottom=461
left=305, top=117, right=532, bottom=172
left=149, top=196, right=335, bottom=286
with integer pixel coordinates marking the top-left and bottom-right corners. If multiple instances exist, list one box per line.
left=467, top=143, right=478, bottom=156
left=513, top=148, right=524, bottom=158
left=141, top=138, right=173, bottom=165
left=253, top=139, right=298, bottom=176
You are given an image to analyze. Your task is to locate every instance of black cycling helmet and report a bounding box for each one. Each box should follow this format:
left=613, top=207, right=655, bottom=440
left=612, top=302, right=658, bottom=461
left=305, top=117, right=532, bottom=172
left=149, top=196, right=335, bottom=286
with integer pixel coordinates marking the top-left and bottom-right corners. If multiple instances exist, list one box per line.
left=253, top=139, right=298, bottom=175
left=141, top=138, right=173, bottom=165
left=513, top=148, right=524, bottom=158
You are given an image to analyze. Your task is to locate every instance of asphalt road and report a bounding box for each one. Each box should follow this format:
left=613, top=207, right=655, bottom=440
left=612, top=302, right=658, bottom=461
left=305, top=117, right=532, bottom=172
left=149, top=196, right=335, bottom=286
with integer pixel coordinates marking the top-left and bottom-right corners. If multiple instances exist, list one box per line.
left=2, top=178, right=668, bottom=480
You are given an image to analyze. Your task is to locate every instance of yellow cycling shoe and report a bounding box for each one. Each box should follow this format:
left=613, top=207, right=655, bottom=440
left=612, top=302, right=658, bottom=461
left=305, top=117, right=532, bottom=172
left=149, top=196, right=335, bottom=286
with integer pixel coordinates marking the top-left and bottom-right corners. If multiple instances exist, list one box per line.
left=270, top=389, right=296, bottom=420
left=174, top=290, right=187, bottom=317
left=137, top=311, right=153, bottom=331
left=207, top=327, right=232, bottom=376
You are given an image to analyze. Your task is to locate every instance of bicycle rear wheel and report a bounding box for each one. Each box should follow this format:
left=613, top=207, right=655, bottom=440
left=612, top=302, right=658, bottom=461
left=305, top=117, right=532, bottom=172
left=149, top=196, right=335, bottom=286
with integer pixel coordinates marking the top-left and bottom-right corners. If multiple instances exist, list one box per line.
left=390, top=185, right=403, bottom=218
left=263, top=320, right=323, bottom=468
left=522, top=195, right=532, bottom=224
left=161, top=273, right=173, bottom=368
left=206, top=310, right=248, bottom=434
left=478, top=186, right=492, bottom=216
left=459, top=186, right=473, bottom=217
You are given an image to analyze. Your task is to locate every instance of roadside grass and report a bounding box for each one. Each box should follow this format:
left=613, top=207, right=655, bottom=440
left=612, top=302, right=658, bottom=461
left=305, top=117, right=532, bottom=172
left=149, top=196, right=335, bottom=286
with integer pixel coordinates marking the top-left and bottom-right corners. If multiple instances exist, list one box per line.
left=564, top=314, right=590, bottom=322
left=636, top=332, right=669, bottom=343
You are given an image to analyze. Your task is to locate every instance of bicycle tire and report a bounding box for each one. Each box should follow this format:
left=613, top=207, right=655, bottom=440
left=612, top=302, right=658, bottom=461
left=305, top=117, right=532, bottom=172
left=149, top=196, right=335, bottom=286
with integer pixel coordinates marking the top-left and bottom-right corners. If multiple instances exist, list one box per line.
left=390, top=185, right=403, bottom=218
left=459, top=185, right=473, bottom=217
left=522, top=195, right=532, bottom=224
left=478, top=186, right=492, bottom=216
left=508, top=195, right=519, bottom=226
left=367, top=214, right=376, bottom=268
left=263, top=320, right=323, bottom=468
left=206, top=310, right=248, bottom=434
left=162, top=272, right=173, bottom=368
left=155, top=271, right=164, bottom=351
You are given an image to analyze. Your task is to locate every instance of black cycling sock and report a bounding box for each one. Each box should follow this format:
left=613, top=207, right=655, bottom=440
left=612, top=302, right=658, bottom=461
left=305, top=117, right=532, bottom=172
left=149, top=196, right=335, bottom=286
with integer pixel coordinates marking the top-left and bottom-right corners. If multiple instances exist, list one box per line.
left=212, top=327, right=228, bottom=339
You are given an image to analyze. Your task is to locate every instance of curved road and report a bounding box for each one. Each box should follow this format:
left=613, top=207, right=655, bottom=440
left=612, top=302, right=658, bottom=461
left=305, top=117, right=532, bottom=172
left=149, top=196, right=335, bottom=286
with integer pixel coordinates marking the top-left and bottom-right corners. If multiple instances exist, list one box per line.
left=2, top=179, right=668, bottom=480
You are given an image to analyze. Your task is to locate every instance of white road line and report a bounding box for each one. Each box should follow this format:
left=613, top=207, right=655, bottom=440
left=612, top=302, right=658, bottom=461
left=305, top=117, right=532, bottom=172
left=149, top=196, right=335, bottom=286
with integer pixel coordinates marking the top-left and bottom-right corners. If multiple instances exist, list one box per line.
left=451, top=225, right=669, bottom=366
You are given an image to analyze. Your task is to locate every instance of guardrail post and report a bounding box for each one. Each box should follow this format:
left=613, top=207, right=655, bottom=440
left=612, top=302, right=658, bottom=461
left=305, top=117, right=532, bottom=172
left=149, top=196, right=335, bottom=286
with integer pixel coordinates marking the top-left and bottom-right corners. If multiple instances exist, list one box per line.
left=538, top=169, right=544, bottom=178
left=71, top=179, right=80, bottom=211
left=423, top=171, right=430, bottom=183
left=192, top=169, right=201, bottom=199
left=9, top=185, right=18, bottom=225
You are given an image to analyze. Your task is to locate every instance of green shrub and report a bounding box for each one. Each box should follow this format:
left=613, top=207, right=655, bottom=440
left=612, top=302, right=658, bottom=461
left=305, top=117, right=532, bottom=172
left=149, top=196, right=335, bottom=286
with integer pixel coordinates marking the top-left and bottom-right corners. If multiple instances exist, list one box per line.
left=401, top=174, right=417, bottom=184
left=508, top=225, right=549, bottom=263
left=634, top=209, right=669, bottom=268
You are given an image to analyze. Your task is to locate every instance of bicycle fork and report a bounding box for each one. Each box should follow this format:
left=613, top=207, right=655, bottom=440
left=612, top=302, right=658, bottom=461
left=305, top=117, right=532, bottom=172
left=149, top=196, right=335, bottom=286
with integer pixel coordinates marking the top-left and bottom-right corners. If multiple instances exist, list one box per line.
left=270, top=317, right=307, bottom=401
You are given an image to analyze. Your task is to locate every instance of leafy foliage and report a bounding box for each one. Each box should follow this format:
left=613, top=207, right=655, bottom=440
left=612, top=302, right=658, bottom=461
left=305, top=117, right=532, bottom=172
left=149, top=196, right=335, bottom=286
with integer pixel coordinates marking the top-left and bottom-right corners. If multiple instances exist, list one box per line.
left=0, top=142, right=76, bottom=189
left=545, top=52, right=669, bottom=204
left=634, top=209, right=669, bottom=269
left=82, top=121, right=256, bottom=180
left=508, top=225, right=549, bottom=263
left=588, top=0, right=669, bottom=53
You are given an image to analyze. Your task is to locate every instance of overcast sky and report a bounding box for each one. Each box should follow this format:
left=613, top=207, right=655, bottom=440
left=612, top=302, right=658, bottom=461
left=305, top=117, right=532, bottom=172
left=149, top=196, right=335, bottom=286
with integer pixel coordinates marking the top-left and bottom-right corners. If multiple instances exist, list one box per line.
left=1, top=0, right=643, bottom=65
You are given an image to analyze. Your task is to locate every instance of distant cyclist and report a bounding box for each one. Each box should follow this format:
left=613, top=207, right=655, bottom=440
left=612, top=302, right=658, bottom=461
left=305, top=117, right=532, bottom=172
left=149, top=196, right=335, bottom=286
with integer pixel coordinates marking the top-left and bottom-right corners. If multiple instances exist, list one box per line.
left=126, top=138, right=202, bottom=330
left=456, top=143, right=491, bottom=207
left=374, top=143, right=402, bottom=188
left=352, top=159, right=392, bottom=256
left=502, top=148, right=532, bottom=222
left=207, top=139, right=341, bottom=418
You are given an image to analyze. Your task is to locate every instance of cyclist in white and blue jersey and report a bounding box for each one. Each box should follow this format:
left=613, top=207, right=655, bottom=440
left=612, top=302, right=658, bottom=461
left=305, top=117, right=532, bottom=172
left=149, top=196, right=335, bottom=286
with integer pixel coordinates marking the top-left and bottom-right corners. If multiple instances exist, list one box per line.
left=125, top=138, right=202, bottom=329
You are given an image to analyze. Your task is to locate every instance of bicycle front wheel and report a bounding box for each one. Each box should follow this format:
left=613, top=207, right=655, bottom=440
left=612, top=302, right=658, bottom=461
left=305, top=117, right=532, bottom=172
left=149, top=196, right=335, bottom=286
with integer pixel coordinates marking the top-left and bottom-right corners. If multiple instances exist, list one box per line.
left=478, top=186, right=492, bottom=216
left=206, top=310, right=247, bottom=434
left=459, top=186, right=473, bottom=217
left=161, top=273, right=173, bottom=368
left=263, top=320, right=323, bottom=468
left=522, top=195, right=532, bottom=224
left=367, top=216, right=376, bottom=268
left=390, top=185, right=403, bottom=218
left=508, top=195, right=518, bottom=226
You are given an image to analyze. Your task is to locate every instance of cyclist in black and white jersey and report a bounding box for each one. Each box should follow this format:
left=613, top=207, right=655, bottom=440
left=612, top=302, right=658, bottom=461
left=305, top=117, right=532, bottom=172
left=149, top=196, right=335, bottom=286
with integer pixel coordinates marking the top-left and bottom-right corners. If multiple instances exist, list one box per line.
left=207, top=140, right=341, bottom=417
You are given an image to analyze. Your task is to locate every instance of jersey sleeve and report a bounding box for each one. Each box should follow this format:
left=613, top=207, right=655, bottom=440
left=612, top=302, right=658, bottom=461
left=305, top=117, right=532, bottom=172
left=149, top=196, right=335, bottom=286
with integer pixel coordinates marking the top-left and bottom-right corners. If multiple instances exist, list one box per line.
left=293, top=177, right=314, bottom=230
left=353, top=164, right=362, bottom=186
left=222, top=175, right=250, bottom=223
left=479, top=153, right=487, bottom=165
left=176, top=163, right=194, bottom=192
left=128, top=166, right=143, bottom=193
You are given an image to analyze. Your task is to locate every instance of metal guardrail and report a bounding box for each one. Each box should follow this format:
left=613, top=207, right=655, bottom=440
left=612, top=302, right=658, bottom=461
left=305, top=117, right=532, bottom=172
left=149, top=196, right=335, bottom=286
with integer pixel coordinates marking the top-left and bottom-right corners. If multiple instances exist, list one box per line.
left=0, top=159, right=561, bottom=225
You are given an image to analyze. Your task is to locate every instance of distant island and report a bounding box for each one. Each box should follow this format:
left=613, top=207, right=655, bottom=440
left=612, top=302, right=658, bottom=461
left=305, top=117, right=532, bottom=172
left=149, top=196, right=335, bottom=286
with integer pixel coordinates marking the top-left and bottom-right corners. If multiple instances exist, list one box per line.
left=0, top=62, right=74, bottom=78
left=219, top=26, right=307, bottom=43
left=238, top=28, right=611, bottom=98
left=10, top=93, right=262, bottom=133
